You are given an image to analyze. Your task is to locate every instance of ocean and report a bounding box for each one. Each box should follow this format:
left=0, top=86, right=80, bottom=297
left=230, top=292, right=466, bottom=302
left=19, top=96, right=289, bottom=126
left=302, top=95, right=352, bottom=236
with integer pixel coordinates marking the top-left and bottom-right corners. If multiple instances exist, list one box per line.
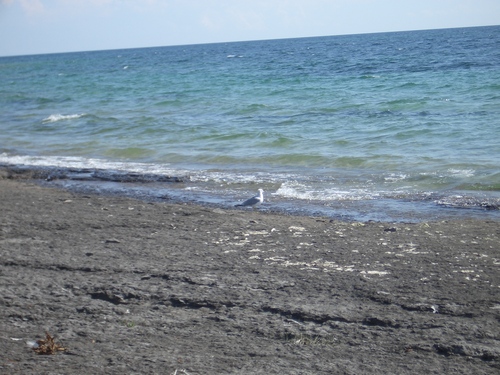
left=1, top=26, right=499, bottom=222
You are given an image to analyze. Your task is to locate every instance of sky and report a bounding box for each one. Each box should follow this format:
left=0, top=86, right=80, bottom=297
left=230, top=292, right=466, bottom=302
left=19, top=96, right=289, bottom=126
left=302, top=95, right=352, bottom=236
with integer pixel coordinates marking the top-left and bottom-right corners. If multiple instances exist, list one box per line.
left=1, top=0, right=499, bottom=56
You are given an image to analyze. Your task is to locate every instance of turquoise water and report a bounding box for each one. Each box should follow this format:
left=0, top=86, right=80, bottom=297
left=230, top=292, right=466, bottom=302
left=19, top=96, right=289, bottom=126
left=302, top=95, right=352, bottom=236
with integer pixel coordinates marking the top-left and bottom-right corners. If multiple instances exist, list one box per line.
left=1, top=26, right=499, bottom=221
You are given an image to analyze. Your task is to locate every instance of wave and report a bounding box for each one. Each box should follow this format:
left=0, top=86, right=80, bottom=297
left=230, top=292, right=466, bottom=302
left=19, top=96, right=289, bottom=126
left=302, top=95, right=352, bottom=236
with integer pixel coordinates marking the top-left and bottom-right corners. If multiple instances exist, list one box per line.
left=42, top=114, right=85, bottom=123
left=0, top=153, right=184, bottom=177
left=275, top=181, right=375, bottom=202
left=1, top=153, right=499, bottom=222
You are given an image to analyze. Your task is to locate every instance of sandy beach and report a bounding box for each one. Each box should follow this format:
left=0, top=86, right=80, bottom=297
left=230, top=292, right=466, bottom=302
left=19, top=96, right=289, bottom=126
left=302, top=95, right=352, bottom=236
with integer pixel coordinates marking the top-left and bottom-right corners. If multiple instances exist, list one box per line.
left=1, top=175, right=499, bottom=374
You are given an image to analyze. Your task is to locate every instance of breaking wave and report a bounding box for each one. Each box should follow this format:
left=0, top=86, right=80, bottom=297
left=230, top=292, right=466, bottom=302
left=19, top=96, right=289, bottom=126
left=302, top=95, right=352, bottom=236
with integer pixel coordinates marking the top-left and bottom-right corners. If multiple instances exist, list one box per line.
left=42, top=114, right=85, bottom=123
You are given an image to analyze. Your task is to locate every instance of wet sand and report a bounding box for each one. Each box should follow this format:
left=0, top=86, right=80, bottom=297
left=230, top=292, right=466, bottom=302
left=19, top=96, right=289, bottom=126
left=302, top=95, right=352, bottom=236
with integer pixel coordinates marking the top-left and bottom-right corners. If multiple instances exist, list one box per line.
left=1, top=177, right=499, bottom=374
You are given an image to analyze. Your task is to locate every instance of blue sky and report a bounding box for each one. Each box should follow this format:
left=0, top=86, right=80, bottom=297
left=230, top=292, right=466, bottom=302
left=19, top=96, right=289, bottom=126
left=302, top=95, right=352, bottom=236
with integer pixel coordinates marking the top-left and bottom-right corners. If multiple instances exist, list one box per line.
left=1, top=0, right=499, bottom=56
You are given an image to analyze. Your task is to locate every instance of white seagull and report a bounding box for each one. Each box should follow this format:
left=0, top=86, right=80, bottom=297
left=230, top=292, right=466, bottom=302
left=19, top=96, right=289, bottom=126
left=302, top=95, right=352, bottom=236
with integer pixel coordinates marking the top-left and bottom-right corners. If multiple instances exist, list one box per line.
left=235, top=189, right=264, bottom=208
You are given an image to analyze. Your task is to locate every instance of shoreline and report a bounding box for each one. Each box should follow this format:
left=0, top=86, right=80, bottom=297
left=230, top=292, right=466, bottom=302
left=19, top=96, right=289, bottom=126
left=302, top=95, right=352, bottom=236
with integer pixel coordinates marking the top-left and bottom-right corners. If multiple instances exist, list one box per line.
left=2, top=163, right=500, bottom=224
left=1, top=178, right=499, bottom=374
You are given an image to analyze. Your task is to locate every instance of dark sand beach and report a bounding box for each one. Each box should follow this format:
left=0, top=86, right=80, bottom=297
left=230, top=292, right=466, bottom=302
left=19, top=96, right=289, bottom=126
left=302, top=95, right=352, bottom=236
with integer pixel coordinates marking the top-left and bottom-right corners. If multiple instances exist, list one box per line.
left=1, top=173, right=499, bottom=374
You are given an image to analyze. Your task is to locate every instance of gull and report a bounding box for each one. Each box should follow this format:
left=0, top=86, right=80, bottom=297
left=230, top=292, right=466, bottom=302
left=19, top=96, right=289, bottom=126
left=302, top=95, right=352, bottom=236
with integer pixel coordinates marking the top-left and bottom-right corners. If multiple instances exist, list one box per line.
left=235, top=189, right=264, bottom=208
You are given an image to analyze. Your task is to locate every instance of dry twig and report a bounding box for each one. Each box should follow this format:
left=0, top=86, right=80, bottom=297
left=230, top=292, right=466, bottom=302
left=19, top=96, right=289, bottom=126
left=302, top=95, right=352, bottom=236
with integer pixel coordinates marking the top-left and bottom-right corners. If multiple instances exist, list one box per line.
left=32, top=332, right=67, bottom=355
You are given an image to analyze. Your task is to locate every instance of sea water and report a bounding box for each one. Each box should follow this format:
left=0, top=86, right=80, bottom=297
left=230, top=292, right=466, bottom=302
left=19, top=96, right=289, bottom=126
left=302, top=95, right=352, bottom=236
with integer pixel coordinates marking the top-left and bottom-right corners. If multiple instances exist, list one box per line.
left=1, top=26, right=499, bottom=221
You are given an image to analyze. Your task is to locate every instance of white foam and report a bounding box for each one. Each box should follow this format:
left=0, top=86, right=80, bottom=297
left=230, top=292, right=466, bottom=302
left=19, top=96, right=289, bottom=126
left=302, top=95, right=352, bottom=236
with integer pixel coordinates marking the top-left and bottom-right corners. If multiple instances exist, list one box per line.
left=275, top=181, right=376, bottom=202
left=42, top=114, right=85, bottom=123
left=421, top=169, right=476, bottom=179
left=188, top=169, right=290, bottom=186
left=447, top=168, right=475, bottom=178
left=0, top=153, right=185, bottom=177
left=189, top=171, right=260, bottom=184
left=384, top=173, right=408, bottom=182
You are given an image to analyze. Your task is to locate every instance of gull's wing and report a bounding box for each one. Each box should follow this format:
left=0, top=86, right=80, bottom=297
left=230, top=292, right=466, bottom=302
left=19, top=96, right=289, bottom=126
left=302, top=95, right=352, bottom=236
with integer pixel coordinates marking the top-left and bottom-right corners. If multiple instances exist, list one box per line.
left=241, top=195, right=260, bottom=206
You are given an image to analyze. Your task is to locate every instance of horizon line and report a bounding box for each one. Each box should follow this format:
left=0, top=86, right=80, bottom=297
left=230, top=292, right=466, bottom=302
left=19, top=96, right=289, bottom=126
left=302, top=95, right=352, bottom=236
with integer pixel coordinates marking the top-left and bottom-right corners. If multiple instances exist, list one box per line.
left=1, top=24, right=498, bottom=58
